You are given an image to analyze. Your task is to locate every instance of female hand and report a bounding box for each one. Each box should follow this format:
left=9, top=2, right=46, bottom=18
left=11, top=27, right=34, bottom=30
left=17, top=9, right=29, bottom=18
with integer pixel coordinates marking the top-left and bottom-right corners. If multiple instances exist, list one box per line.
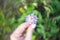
left=10, top=22, right=36, bottom=40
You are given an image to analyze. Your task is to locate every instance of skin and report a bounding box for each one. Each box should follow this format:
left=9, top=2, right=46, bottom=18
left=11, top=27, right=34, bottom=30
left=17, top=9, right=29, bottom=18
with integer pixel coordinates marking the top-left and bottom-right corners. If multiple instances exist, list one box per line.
left=10, top=22, right=36, bottom=40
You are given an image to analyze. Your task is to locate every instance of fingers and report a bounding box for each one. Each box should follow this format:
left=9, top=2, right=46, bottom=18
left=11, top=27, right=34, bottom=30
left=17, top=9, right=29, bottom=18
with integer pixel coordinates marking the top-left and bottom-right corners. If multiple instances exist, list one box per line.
left=20, top=37, right=25, bottom=40
left=25, top=24, right=36, bottom=40
left=10, top=22, right=30, bottom=40
left=13, top=22, right=30, bottom=34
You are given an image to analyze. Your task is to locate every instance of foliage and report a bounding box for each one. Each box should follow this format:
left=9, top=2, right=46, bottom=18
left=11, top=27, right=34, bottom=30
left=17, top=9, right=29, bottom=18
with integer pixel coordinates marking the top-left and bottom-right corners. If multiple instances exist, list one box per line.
left=0, top=0, right=60, bottom=40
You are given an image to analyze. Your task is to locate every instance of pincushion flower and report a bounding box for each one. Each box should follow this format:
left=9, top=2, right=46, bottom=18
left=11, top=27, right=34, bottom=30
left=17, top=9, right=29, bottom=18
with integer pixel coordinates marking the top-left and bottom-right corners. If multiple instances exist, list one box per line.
left=26, top=13, right=38, bottom=24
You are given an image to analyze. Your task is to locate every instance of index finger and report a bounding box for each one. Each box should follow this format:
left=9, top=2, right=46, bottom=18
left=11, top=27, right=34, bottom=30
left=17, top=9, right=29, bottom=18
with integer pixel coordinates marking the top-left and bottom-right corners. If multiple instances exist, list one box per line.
left=10, top=22, right=30, bottom=38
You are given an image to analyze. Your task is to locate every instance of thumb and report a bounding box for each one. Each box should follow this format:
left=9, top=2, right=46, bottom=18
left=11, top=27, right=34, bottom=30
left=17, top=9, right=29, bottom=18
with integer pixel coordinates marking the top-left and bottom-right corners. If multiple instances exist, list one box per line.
left=25, top=24, right=36, bottom=40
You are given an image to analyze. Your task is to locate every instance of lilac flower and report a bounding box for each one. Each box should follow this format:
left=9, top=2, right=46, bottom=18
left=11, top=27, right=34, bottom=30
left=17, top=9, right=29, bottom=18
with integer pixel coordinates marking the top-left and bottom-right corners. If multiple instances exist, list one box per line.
left=26, top=13, right=38, bottom=24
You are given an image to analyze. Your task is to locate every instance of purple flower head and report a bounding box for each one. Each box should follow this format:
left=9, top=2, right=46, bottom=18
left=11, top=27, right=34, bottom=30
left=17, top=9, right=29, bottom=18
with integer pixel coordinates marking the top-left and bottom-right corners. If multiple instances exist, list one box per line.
left=26, top=13, right=38, bottom=24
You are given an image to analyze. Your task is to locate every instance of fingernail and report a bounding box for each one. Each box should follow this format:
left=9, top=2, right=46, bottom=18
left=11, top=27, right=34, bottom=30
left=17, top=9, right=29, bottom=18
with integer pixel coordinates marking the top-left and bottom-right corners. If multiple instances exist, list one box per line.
left=31, top=24, right=36, bottom=29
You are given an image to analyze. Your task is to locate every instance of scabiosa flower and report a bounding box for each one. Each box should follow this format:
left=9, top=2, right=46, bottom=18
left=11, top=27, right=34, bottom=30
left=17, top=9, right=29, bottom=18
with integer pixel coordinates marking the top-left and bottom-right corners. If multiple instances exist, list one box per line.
left=26, top=13, right=38, bottom=24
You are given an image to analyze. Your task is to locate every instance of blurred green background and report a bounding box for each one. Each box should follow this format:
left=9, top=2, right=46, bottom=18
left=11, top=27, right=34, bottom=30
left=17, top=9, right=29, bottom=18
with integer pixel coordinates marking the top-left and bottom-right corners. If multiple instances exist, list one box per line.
left=0, top=0, right=60, bottom=40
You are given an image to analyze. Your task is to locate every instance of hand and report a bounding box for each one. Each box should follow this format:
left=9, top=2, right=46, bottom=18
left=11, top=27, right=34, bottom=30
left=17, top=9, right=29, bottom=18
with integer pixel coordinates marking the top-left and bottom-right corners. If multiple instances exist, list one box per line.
left=10, top=22, right=36, bottom=40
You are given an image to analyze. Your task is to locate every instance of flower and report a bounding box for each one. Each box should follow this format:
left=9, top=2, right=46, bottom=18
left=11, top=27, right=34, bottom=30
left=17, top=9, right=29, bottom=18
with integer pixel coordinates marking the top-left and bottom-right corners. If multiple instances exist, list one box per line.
left=19, top=7, right=25, bottom=13
left=26, top=13, right=38, bottom=24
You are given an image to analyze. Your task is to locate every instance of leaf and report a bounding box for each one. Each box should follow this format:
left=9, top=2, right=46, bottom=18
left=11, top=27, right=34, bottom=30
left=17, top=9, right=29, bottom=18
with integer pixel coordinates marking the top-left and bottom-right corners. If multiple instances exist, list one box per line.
left=37, top=24, right=45, bottom=36
left=6, top=26, right=11, bottom=33
left=32, top=35, right=36, bottom=40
